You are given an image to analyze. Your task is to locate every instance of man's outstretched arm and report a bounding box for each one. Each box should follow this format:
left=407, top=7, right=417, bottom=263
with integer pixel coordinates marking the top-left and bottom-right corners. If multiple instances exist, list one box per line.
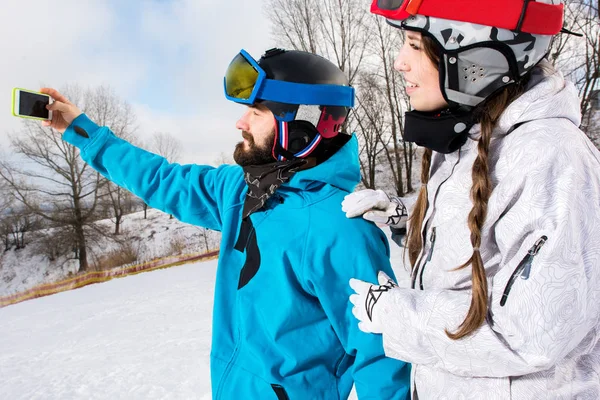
left=42, top=88, right=241, bottom=231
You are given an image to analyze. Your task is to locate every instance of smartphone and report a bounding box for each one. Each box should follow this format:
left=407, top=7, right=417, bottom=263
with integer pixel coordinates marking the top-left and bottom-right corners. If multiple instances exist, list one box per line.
left=11, top=88, right=52, bottom=121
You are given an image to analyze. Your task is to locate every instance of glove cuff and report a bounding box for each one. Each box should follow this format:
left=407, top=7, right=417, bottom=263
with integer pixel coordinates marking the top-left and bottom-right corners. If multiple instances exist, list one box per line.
left=366, top=279, right=398, bottom=323
left=387, top=196, right=408, bottom=229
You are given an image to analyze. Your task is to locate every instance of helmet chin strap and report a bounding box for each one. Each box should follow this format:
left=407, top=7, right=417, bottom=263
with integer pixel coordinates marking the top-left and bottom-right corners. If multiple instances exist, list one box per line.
left=403, top=107, right=475, bottom=154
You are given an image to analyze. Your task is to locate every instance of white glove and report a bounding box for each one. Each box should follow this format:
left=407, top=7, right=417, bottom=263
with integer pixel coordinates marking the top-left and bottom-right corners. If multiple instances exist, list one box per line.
left=349, top=271, right=398, bottom=333
left=341, top=189, right=408, bottom=229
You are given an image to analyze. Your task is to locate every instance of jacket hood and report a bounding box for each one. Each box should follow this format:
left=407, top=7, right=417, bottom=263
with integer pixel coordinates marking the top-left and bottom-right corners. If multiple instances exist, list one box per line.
left=285, top=134, right=361, bottom=193
left=494, top=64, right=582, bottom=136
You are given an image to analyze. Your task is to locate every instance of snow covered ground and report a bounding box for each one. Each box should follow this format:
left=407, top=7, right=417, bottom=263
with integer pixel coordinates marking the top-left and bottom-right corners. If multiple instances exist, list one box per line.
left=0, top=230, right=410, bottom=400
left=0, top=208, right=221, bottom=296
left=1, top=260, right=217, bottom=400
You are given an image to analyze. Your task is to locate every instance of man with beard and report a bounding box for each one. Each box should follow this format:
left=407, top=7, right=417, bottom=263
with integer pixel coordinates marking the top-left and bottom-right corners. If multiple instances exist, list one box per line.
left=40, top=48, right=410, bottom=399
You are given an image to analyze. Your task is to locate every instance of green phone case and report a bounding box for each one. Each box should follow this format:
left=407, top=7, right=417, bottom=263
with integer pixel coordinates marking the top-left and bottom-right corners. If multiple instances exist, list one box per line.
left=11, top=87, right=52, bottom=121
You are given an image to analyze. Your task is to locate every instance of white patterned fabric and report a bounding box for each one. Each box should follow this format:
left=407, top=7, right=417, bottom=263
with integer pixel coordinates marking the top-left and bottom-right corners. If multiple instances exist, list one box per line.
left=368, top=66, right=600, bottom=399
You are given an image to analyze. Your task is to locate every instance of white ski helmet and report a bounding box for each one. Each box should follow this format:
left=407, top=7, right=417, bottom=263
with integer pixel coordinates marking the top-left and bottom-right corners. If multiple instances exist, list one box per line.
left=372, top=0, right=564, bottom=107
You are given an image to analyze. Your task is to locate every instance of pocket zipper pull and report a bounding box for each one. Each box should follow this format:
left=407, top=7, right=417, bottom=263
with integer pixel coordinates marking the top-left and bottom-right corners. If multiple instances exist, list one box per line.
left=426, top=228, right=437, bottom=262
left=520, top=236, right=547, bottom=280
left=500, top=235, right=548, bottom=306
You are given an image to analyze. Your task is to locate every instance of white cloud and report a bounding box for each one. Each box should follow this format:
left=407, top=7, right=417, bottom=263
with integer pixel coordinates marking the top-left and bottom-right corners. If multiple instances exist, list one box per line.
left=131, top=101, right=243, bottom=166
left=1, top=0, right=277, bottom=165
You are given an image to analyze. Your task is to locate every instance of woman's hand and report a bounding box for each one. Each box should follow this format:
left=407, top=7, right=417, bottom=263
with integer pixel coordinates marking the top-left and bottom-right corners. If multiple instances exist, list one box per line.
left=342, top=189, right=408, bottom=228
left=349, top=271, right=398, bottom=333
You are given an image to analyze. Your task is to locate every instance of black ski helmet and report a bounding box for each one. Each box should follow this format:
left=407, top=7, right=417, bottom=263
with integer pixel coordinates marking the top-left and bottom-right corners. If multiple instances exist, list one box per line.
left=224, top=48, right=355, bottom=162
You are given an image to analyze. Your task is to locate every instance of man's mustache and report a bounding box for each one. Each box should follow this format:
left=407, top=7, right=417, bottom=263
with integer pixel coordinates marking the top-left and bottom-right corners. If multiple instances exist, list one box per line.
left=241, top=131, right=254, bottom=142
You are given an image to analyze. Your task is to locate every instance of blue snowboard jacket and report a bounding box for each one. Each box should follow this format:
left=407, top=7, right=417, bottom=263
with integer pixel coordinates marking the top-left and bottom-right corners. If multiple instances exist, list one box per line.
left=63, top=114, right=410, bottom=399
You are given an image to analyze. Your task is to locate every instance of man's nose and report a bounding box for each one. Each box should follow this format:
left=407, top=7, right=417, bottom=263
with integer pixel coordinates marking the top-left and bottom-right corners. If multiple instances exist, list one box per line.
left=236, top=111, right=250, bottom=131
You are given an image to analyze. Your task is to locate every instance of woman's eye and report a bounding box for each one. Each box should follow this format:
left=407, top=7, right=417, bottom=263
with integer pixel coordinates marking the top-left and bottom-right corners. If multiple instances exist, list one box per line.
left=409, top=42, right=420, bottom=50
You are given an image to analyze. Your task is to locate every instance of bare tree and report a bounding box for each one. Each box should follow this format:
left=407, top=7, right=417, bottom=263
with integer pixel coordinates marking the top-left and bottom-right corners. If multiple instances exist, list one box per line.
left=214, top=152, right=234, bottom=166
left=193, top=226, right=221, bottom=253
left=0, top=217, right=12, bottom=252
left=0, top=181, right=14, bottom=251
left=552, top=0, right=600, bottom=146
left=352, top=72, right=389, bottom=188
left=0, top=180, right=11, bottom=214
left=34, top=225, right=74, bottom=262
left=141, top=200, right=150, bottom=220
left=266, top=0, right=321, bottom=54
left=148, top=132, right=182, bottom=219
left=0, top=180, right=17, bottom=251
left=149, top=132, right=182, bottom=162
left=0, top=185, right=14, bottom=252
left=86, top=86, right=137, bottom=235
left=0, top=85, right=134, bottom=271
left=0, top=119, right=104, bottom=271
left=4, top=207, right=40, bottom=250
left=316, top=0, right=372, bottom=85
left=197, top=227, right=211, bottom=253
left=365, top=15, right=415, bottom=195
left=265, top=0, right=371, bottom=86
left=588, top=91, right=600, bottom=147
left=265, top=1, right=418, bottom=194
left=265, top=1, right=599, bottom=195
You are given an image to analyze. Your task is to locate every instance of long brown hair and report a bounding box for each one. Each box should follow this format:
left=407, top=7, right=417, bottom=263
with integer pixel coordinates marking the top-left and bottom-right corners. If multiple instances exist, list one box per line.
left=406, top=34, right=531, bottom=340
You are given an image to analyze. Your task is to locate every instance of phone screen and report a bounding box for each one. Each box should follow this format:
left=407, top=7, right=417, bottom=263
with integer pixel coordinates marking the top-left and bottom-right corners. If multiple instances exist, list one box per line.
left=19, top=91, right=50, bottom=119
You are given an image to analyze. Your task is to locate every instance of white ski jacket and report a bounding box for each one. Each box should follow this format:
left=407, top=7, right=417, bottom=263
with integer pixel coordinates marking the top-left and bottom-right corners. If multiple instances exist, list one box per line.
left=380, top=68, right=600, bottom=399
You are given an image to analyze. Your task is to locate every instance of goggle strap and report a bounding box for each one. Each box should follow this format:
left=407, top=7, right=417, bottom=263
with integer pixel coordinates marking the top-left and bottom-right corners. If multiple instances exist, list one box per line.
left=515, top=0, right=532, bottom=32
left=259, top=79, right=355, bottom=108
left=405, top=0, right=423, bottom=15
left=373, top=0, right=563, bottom=35
left=520, top=1, right=564, bottom=35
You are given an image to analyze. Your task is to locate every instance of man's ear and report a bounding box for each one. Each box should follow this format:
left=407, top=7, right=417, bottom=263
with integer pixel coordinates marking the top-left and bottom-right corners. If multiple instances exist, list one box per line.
left=287, top=120, right=319, bottom=153
left=288, top=133, right=311, bottom=153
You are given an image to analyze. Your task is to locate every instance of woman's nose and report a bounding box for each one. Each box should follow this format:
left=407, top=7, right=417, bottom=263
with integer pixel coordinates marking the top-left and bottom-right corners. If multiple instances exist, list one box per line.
left=394, top=50, right=409, bottom=72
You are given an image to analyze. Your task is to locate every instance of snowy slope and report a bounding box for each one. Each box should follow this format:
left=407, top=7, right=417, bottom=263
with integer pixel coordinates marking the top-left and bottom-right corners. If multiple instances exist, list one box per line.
left=0, top=260, right=216, bottom=400
left=0, top=231, right=410, bottom=400
left=0, top=208, right=221, bottom=297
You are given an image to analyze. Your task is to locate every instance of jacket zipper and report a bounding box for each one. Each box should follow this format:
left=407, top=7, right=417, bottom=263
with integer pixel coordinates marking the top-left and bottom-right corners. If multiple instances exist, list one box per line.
left=416, top=227, right=437, bottom=290
left=500, top=236, right=547, bottom=307
left=412, top=148, right=462, bottom=289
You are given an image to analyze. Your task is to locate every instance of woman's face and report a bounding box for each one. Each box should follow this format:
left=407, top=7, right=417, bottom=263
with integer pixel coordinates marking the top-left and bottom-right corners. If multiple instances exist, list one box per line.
left=394, top=31, right=448, bottom=112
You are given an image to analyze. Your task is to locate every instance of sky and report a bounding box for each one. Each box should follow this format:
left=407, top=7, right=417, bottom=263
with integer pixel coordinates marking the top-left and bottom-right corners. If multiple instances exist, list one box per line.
left=0, top=0, right=277, bottom=165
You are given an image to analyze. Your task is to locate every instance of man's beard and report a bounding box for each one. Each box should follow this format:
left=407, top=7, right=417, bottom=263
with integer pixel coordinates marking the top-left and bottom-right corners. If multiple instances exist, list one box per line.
left=233, top=130, right=276, bottom=166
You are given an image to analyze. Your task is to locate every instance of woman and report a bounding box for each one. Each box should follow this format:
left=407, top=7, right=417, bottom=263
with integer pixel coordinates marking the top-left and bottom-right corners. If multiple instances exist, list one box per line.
left=343, top=0, right=600, bottom=398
